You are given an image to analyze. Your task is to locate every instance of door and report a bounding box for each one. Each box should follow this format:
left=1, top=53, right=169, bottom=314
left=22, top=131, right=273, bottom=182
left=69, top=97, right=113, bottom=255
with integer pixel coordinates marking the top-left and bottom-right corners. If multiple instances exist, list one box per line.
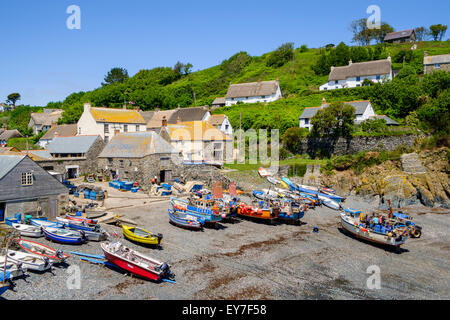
left=0, top=202, right=5, bottom=222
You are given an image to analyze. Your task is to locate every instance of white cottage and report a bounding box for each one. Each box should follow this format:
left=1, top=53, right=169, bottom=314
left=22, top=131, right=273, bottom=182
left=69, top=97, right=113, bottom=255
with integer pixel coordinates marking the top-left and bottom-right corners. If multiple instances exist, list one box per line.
left=77, top=103, right=147, bottom=143
left=225, top=80, right=282, bottom=106
left=299, top=99, right=376, bottom=131
left=319, top=57, right=392, bottom=91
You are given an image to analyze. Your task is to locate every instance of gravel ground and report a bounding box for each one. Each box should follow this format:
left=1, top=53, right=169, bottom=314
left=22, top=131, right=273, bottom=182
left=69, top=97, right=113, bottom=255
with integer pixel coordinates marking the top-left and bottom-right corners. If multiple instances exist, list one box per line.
left=2, top=195, right=449, bottom=300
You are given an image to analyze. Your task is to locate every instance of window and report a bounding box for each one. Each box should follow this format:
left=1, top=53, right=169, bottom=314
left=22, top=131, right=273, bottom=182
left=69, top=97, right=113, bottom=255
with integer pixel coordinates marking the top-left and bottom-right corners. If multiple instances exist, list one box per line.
left=356, top=84, right=361, bottom=87
left=261, top=95, right=266, bottom=98
left=78, top=127, right=81, bottom=134
left=356, top=76, right=361, bottom=81
left=160, top=157, right=169, bottom=166
left=376, top=75, right=381, bottom=80
left=435, top=64, right=441, bottom=69
left=225, top=124, right=229, bottom=130
left=108, top=158, right=113, bottom=164
left=335, top=80, right=338, bottom=84
left=104, top=136, right=109, bottom=143
left=304, top=119, right=309, bottom=125
left=21, top=172, right=33, bottom=186
left=119, top=160, right=124, bottom=168
left=104, top=124, right=109, bottom=134
left=124, top=124, right=128, bottom=132
left=136, top=125, right=140, bottom=131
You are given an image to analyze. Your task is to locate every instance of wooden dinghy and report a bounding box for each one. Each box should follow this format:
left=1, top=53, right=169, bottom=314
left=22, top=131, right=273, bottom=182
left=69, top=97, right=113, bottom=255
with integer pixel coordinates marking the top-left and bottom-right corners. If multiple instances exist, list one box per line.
left=168, top=209, right=204, bottom=230
left=101, top=242, right=175, bottom=282
left=11, top=223, right=43, bottom=238
left=6, top=250, right=53, bottom=272
left=340, top=211, right=407, bottom=249
left=42, top=226, right=87, bottom=245
left=122, top=225, right=163, bottom=246
left=30, top=218, right=64, bottom=229
left=17, top=239, right=69, bottom=263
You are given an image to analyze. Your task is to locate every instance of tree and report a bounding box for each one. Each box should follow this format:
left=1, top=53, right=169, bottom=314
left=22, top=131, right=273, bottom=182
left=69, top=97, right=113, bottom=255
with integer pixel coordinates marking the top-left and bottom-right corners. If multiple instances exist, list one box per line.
left=282, top=127, right=308, bottom=153
left=173, top=61, right=184, bottom=78
left=102, top=67, right=129, bottom=86
left=429, top=24, right=448, bottom=41
left=350, top=18, right=369, bottom=45
left=183, top=63, right=193, bottom=75
left=414, top=27, right=429, bottom=41
left=6, top=93, right=21, bottom=106
left=311, top=102, right=356, bottom=137
left=372, top=23, right=395, bottom=43
left=360, top=118, right=388, bottom=133
left=266, top=42, right=294, bottom=67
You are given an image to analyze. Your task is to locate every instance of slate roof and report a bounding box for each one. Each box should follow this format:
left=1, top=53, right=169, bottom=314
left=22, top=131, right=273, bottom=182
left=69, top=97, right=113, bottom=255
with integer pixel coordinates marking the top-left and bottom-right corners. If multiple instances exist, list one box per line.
left=47, top=135, right=99, bottom=154
left=423, top=54, right=450, bottom=65
left=371, top=115, right=399, bottom=125
left=90, top=107, right=146, bottom=124
left=146, top=110, right=178, bottom=129
left=98, top=132, right=178, bottom=158
left=225, top=80, right=280, bottom=98
left=0, top=129, right=23, bottom=141
left=299, top=100, right=371, bottom=119
left=329, top=59, right=391, bottom=81
left=28, top=150, right=53, bottom=160
left=384, top=29, right=415, bottom=41
left=0, top=155, right=24, bottom=180
left=40, top=124, right=77, bottom=140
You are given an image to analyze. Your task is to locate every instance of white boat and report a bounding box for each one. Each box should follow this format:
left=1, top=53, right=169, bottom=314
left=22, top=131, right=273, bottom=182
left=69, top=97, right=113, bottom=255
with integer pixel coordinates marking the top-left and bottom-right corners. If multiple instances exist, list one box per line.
left=11, top=223, right=44, bottom=238
left=6, top=250, right=53, bottom=272
left=318, top=195, right=341, bottom=210
left=340, top=211, right=407, bottom=248
left=30, top=218, right=63, bottom=228
left=0, top=255, right=28, bottom=278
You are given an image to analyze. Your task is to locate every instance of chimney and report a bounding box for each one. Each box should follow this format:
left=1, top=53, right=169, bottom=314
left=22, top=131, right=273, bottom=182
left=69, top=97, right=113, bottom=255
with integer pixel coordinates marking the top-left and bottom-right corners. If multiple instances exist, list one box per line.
left=424, top=51, right=428, bottom=57
left=162, top=116, right=167, bottom=127
left=54, top=131, right=59, bottom=138
left=321, top=97, right=327, bottom=106
left=84, top=102, right=91, bottom=113
left=349, top=59, right=352, bottom=65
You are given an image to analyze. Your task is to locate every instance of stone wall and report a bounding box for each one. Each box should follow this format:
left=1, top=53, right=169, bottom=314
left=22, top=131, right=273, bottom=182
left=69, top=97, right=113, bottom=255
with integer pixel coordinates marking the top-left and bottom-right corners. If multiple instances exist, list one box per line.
left=295, top=135, right=418, bottom=157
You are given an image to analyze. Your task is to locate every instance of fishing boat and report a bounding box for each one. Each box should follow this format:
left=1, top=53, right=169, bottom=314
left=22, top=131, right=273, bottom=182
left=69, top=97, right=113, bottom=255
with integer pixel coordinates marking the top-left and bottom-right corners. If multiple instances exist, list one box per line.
left=168, top=209, right=204, bottom=230
left=6, top=250, right=53, bottom=272
left=237, top=201, right=278, bottom=223
left=101, top=242, right=175, bottom=282
left=171, top=197, right=223, bottom=225
left=42, top=226, right=87, bottom=244
left=65, top=215, right=98, bottom=226
left=317, top=194, right=341, bottom=210
left=17, top=239, right=69, bottom=263
left=11, top=223, right=44, bottom=238
left=30, top=218, right=63, bottom=228
left=122, top=225, right=163, bottom=246
left=339, top=209, right=407, bottom=249
left=274, top=200, right=307, bottom=224
left=57, top=217, right=100, bottom=231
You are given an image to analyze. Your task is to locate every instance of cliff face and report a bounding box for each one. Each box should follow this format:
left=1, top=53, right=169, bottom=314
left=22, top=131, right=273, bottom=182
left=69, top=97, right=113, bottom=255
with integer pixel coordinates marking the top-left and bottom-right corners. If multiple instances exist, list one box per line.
left=321, top=148, right=450, bottom=209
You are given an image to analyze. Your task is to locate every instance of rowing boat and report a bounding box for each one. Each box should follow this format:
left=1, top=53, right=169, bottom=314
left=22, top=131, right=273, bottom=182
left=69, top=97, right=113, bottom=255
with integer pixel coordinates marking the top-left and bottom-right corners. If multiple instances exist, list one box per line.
left=168, top=209, right=204, bottom=230
left=65, top=215, right=98, bottom=225
left=30, top=218, right=63, bottom=228
left=17, top=239, right=69, bottom=262
left=11, top=223, right=43, bottom=238
left=42, top=226, right=87, bottom=244
left=6, top=250, right=53, bottom=272
left=0, top=255, right=27, bottom=279
left=122, top=225, right=163, bottom=246
left=101, top=242, right=175, bottom=282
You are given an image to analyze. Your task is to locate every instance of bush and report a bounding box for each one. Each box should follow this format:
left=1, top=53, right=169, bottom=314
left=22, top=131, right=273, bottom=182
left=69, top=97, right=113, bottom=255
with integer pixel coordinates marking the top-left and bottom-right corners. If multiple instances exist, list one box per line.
left=359, top=118, right=388, bottom=133
left=282, top=127, right=308, bottom=153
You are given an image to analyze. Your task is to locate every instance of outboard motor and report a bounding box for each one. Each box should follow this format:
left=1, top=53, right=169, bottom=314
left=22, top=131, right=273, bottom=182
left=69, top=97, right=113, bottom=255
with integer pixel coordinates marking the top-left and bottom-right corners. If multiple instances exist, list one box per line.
left=43, top=257, right=50, bottom=267
left=80, top=230, right=87, bottom=241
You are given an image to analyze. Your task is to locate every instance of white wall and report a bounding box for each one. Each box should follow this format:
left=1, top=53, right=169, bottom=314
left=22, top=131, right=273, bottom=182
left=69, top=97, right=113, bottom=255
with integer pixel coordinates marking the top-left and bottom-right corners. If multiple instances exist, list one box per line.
left=225, top=84, right=282, bottom=106
left=319, top=73, right=392, bottom=91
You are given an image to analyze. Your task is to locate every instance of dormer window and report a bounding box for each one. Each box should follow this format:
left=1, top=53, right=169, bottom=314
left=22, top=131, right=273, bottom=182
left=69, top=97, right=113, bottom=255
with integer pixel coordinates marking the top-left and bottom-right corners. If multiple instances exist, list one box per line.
left=21, top=172, right=33, bottom=186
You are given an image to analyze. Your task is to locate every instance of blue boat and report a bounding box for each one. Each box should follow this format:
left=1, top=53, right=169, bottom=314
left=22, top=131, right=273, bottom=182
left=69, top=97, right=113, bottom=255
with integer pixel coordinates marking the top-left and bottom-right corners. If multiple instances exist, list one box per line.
left=30, top=218, right=64, bottom=228
left=170, top=197, right=222, bottom=224
left=168, top=209, right=204, bottom=230
left=42, top=226, right=87, bottom=244
left=282, top=177, right=343, bottom=203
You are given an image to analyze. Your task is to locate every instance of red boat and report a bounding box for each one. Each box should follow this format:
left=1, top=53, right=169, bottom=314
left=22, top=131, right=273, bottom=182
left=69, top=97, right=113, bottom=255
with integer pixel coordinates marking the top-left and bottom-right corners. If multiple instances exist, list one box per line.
left=101, top=242, right=175, bottom=282
left=17, top=238, right=70, bottom=263
left=65, top=215, right=98, bottom=225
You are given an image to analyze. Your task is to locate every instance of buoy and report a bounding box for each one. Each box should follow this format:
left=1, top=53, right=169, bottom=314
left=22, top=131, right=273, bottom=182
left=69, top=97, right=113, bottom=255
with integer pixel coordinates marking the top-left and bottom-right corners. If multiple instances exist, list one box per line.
left=313, top=226, right=319, bottom=233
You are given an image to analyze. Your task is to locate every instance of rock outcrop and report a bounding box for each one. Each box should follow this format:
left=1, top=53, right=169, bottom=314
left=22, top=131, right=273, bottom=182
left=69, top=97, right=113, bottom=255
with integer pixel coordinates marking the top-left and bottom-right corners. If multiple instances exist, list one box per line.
left=321, top=148, right=450, bottom=209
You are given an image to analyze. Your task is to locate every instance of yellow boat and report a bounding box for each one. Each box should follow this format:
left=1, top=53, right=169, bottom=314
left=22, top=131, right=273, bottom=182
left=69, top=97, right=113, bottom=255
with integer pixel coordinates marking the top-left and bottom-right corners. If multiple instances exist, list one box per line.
left=122, top=225, right=163, bottom=246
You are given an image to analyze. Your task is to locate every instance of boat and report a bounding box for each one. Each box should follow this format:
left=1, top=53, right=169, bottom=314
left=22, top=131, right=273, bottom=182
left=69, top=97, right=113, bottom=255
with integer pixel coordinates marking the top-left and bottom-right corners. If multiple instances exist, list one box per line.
left=0, top=283, right=9, bottom=296
left=122, top=225, right=163, bottom=246
left=317, top=194, right=341, bottom=210
left=171, top=197, right=223, bottom=225
left=76, top=229, right=108, bottom=242
left=6, top=250, right=53, bottom=272
left=282, top=177, right=345, bottom=203
left=17, top=239, right=69, bottom=262
left=168, top=209, right=204, bottom=230
left=101, top=241, right=175, bottom=282
left=339, top=210, right=407, bottom=249
left=273, top=200, right=307, bottom=224
left=57, top=217, right=100, bottom=231
left=11, top=223, right=44, bottom=238
left=0, top=255, right=28, bottom=279
left=65, top=215, right=98, bottom=225
left=237, top=202, right=278, bottom=223
left=42, top=226, right=87, bottom=244
left=30, top=218, right=63, bottom=228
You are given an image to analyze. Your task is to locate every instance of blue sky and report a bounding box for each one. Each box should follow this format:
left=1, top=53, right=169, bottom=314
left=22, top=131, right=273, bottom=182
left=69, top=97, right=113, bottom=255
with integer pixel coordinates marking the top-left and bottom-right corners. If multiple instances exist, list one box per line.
left=0, top=0, right=448, bottom=106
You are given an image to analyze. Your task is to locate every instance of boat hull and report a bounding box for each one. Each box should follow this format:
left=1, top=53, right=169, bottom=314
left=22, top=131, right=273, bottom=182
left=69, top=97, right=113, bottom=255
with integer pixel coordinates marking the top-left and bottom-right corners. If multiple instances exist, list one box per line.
left=168, top=209, right=203, bottom=230
left=11, top=223, right=43, bottom=238
left=122, top=225, right=162, bottom=245
left=340, top=214, right=406, bottom=248
left=171, top=198, right=222, bottom=223
left=17, top=239, right=69, bottom=262
left=6, top=250, right=52, bottom=272
left=42, top=227, right=86, bottom=244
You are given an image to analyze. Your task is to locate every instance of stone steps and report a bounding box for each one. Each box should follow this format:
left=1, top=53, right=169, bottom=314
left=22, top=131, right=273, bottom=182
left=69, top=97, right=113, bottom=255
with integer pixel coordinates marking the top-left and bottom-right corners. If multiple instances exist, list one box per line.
left=401, top=153, right=427, bottom=174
